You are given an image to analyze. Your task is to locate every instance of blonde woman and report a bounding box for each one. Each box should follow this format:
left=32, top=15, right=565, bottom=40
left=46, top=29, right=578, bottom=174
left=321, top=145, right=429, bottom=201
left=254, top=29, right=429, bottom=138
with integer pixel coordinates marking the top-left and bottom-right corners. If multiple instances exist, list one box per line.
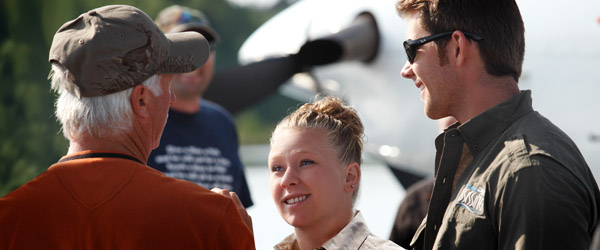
left=268, top=96, right=402, bottom=250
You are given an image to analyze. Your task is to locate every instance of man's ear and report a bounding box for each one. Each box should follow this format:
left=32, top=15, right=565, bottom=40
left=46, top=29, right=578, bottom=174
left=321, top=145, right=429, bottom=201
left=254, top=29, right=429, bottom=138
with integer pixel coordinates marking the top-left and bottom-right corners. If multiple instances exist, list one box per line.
left=130, top=85, right=150, bottom=118
left=344, top=162, right=361, bottom=192
left=450, top=31, right=472, bottom=67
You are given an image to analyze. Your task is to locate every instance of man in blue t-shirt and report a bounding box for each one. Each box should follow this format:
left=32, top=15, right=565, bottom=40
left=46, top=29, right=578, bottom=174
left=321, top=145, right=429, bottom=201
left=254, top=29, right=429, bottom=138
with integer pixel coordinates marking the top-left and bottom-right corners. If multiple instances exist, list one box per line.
left=149, top=5, right=253, bottom=208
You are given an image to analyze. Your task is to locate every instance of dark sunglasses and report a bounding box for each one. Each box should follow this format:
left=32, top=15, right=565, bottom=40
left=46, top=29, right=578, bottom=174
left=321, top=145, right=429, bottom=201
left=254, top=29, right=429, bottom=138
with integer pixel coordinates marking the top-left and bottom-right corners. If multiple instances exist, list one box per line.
left=403, top=31, right=483, bottom=64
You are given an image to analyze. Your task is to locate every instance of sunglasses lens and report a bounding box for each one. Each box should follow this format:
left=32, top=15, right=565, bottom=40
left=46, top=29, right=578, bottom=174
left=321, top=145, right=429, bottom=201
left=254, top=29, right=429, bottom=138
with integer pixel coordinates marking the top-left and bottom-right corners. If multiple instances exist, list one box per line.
left=403, top=41, right=414, bottom=63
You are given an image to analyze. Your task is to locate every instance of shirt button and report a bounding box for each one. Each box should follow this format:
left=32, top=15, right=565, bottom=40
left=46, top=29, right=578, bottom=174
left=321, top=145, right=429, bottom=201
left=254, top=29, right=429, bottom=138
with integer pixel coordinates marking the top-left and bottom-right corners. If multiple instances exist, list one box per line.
left=442, top=177, right=446, bottom=184
left=433, top=224, right=437, bottom=231
left=473, top=144, right=479, bottom=151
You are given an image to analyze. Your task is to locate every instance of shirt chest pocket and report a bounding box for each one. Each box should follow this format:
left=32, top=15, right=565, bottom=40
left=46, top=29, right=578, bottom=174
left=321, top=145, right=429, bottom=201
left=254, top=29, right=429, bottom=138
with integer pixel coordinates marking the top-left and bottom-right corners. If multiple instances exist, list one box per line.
left=449, top=183, right=489, bottom=231
left=441, top=194, right=496, bottom=248
left=450, top=201, right=485, bottom=229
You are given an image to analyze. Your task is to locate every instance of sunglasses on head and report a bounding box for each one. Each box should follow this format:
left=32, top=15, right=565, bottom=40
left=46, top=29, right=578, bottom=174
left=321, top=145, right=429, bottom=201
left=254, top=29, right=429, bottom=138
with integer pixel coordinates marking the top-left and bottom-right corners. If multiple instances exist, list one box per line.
left=403, top=31, right=483, bottom=64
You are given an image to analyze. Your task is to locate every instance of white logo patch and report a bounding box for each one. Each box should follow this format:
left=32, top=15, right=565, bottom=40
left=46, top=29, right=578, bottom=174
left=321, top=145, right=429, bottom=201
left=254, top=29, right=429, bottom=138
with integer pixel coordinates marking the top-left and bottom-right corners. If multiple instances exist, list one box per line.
left=456, top=184, right=485, bottom=215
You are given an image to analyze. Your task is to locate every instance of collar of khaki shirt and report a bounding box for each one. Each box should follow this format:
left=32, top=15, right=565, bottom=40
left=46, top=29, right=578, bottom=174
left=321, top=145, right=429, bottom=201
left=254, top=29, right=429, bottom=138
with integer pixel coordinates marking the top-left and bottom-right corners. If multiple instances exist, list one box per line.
left=274, top=210, right=369, bottom=250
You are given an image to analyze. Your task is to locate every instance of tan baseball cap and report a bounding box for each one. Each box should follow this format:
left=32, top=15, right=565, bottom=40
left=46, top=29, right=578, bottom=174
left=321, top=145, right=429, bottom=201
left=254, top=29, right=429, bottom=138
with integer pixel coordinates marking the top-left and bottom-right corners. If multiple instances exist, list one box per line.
left=49, top=5, right=210, bottom=97
left=155, top=5, right=220, bottom=44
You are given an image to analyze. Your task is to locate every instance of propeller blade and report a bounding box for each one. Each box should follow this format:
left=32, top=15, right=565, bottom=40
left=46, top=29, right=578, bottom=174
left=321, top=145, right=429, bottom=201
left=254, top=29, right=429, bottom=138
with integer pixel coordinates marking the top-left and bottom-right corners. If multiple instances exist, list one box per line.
left=204, top=54, right=301, bottom=115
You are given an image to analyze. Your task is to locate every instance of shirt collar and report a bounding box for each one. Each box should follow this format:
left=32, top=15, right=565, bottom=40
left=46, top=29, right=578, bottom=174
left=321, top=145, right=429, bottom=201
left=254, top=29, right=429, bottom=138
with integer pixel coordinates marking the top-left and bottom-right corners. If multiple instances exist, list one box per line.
left=456, top=90, right=534, bottom=158
left=273, top=210, right=369, bottom=250
left=274, top=233, right=300, bottom=250
left=320, top=210, right=370, bottom=249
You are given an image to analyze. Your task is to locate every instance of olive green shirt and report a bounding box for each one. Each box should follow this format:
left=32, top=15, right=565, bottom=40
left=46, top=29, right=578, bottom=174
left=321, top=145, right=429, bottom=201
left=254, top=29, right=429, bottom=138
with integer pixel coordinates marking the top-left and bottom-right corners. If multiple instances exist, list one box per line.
left=411, top=90, right=600, bottom=250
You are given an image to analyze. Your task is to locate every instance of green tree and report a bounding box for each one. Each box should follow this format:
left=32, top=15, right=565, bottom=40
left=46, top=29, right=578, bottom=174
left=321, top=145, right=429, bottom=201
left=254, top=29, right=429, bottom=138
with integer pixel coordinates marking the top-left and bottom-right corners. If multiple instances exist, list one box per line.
left=0, top=0, right=68, bottom=196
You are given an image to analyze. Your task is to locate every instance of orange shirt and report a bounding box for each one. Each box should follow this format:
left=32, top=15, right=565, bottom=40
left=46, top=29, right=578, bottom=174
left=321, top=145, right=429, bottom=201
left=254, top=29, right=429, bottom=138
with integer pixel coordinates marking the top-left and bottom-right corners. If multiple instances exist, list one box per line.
left=0, top=151, right=254, bottom=250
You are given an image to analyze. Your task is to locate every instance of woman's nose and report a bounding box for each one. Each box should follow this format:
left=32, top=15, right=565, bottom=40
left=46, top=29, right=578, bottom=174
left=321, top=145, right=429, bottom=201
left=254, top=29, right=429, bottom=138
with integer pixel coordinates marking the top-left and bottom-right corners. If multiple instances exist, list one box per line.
left=280, top=167, right=299, bottom=187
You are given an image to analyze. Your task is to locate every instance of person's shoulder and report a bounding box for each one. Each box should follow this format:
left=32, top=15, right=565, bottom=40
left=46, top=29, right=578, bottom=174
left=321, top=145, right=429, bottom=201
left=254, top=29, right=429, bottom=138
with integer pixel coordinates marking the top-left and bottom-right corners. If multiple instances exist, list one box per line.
left=0, top=168, right=62, bottom=224
left=200, top=100, right=235, bottom=122
left=0, top=168, right=54, bottom=205
left=507, top=111, right=583, bottom=163
left=339, top=212, right=404, bottom=249
left=505, top=103, right=571, bottom=139
left=138, top=171, right=218, bottom=199
left=362, top=234, right=404, bottom=250
left=144, top=174, right=240, bottom=216
left=202, top=100, right=232, bottom=115
left=492, top=111, right=593, bottom=187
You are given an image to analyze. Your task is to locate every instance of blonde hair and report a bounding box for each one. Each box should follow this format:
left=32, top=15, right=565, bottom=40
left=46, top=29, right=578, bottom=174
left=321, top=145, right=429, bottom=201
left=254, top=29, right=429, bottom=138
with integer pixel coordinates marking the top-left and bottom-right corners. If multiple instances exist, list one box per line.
left=271, top=96, right=365, bottom=201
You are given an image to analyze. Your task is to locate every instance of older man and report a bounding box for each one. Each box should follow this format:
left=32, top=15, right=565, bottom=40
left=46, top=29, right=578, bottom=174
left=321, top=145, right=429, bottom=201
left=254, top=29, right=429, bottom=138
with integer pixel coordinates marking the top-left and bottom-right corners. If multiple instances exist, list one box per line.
left=0, top=5, right=254, bottom=250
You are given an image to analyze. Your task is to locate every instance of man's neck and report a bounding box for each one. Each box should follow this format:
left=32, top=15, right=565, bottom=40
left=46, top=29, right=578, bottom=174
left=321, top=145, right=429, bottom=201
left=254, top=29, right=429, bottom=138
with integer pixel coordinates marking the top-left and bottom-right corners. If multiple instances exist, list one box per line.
left=170, top=97, right=201, bottom=114
left=66, top=133, right=149, bottom=164
left=454, top=76, right=519, bottom=124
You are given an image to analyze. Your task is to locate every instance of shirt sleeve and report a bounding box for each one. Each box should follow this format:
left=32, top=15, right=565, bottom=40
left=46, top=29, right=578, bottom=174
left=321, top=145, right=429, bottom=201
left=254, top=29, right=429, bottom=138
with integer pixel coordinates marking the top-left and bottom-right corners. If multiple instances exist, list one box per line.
left=495, top=155, right=594, bottom=250
left=212, top=198, right=255, bottom=250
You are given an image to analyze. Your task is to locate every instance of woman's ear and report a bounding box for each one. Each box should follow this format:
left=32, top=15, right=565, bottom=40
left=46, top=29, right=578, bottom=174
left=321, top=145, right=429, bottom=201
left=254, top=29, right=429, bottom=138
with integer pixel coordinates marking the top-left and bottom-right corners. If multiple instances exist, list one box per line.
left=344, top=162, right=361, bottom=192
left=130, top=85, right=150, bottom=118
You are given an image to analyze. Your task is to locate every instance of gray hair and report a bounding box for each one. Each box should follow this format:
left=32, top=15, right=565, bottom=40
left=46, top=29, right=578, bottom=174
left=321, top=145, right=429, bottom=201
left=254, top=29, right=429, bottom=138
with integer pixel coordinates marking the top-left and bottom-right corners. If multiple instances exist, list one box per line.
left=50, top=63, right=163, bottom=141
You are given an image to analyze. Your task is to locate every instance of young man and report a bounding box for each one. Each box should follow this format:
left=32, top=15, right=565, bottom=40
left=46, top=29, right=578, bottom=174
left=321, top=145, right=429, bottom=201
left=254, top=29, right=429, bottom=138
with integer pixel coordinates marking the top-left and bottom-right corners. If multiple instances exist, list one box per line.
left=149, top=5, right=253, bottom=208
left=0, top=5, right=254, bottom=249
left=396, top=1, right=600, bottom=249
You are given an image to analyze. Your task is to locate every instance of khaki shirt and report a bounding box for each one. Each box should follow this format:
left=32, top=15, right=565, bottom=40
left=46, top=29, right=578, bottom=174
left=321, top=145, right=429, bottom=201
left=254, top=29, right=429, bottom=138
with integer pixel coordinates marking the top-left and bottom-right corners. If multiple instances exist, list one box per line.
left=411, top=90, right=600, bottom=250
left=274, top=211, right=402, bottom=250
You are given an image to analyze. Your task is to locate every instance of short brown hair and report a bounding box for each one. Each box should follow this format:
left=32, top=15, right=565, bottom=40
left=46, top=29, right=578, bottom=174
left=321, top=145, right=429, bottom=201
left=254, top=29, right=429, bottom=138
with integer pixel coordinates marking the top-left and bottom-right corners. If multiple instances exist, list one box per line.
left=396, top=0, right=525, bottom=81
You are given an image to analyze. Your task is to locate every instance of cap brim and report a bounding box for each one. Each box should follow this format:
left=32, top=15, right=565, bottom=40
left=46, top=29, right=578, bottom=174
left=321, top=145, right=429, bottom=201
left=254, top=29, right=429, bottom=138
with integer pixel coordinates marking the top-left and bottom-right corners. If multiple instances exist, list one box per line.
left=160, top=31, right=210, bottom=74
left=169, top=23, right=220, bottom=44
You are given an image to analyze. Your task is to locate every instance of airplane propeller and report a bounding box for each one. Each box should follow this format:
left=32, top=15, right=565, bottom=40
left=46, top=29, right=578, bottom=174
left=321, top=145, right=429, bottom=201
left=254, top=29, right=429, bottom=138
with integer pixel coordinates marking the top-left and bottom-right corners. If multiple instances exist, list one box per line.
left=204, top=12, right=380, bottom=115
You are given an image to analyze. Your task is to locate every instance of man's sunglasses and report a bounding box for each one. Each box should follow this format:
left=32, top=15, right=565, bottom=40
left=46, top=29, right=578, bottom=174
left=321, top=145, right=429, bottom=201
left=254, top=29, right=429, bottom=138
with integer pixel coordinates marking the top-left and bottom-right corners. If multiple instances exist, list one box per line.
left=403, top=31, right=483, bottom=64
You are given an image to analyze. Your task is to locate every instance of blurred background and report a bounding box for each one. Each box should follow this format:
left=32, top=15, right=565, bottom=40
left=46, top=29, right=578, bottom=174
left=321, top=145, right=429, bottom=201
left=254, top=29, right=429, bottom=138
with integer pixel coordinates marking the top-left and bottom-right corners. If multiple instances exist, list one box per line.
left=2, top=0, right=598, bottom=248
left=0, top=0, right=303, bottom=197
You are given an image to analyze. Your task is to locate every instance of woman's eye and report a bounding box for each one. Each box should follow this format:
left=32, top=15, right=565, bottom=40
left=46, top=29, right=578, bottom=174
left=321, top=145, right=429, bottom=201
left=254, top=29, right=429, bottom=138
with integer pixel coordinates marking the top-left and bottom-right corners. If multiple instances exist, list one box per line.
left=300, top=160, right=314, bottom=166
left=271, top=165, right=283, bottom=172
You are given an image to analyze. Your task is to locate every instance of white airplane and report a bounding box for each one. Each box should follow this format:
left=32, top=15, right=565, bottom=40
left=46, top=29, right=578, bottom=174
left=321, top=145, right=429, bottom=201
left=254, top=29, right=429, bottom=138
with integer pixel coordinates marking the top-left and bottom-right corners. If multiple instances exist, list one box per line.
left=234, top=0, right=600, bottom=184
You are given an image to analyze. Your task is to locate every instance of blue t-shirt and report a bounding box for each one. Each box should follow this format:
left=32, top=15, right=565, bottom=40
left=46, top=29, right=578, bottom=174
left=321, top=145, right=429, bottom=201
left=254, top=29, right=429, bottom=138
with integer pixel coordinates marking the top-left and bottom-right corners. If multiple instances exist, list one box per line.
left=148, top=100, right=253, bottom=208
